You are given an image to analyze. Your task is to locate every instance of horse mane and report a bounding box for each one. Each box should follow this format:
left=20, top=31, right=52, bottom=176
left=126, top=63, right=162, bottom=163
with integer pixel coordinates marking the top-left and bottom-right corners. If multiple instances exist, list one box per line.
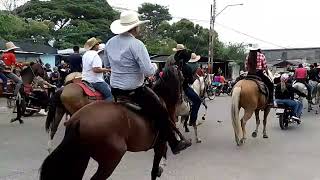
left=247, top=50, right=257, bottom=74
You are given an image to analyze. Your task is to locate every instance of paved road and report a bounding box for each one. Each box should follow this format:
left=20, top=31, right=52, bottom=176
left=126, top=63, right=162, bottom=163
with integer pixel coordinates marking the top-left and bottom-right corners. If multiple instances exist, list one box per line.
left=1, top=96, right=320, bottom=180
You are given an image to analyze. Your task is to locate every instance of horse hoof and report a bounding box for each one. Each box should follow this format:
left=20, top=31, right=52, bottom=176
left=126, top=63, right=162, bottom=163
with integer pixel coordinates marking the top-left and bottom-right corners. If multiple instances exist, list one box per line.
left=252, top=132, right=257, bottom=138
left=185, top=128, right=190, bottom=133
left=240, top=139, right=246, bottom=144
left=19, top=120, right=24, bottom=124
left=263, top=134, right=269, bottom=138
left=157, top=167, right=163, bottom=177
left=202, top=116, right=205, bottom=120
left=196, top=138, right=202, bottom=143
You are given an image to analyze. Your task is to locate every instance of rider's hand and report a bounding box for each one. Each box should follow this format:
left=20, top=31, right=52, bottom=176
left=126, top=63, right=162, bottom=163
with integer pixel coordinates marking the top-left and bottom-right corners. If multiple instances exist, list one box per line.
left=148, top=76, right=155, bottom=81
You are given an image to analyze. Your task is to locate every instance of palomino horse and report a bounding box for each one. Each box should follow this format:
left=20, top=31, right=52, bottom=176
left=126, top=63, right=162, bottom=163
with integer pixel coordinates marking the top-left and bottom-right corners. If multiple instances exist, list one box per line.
left=40, top=66, right=188, bottom=180
left=231, top=71, right=273, bottom=146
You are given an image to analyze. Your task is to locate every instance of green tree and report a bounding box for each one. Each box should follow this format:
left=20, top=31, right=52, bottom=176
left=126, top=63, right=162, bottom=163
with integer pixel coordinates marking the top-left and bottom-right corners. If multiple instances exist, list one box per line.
left=0, top=11, right=51, bottom=43
left=15, top=0, right=118, bottom=48
left=138, top=3, right=172, bottom=38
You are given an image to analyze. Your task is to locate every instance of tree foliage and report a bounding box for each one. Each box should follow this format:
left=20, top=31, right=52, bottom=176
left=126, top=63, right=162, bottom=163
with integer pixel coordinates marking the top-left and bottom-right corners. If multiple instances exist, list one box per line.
left=0, top=11, right=51, bottom=43
left=15, top=0, right=118, bottom=48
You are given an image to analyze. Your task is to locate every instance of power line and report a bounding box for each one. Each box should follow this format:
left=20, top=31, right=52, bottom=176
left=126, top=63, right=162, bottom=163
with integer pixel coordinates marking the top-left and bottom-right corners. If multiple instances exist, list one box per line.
left=110, top=5, right=289, bottom=48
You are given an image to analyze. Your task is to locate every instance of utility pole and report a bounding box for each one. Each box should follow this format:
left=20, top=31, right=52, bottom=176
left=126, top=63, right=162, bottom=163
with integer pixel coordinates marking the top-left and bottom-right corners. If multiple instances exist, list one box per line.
left=208, top=0, right=216, bottom=74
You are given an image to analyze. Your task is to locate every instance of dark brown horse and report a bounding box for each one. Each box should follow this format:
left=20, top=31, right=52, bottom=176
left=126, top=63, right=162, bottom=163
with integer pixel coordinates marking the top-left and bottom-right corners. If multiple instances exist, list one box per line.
left=11, top=62, right=48, bottom=123
left=40, top=66, right=188, bottom=180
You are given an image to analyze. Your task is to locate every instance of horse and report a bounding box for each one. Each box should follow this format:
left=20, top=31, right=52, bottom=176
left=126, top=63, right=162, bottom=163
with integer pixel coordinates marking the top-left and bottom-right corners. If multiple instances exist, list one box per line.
left=10, top=62, right=48, bottom=124
left=292, top=81, right=312, bottom=112
left=231, top=71, right=273, bottom=146
left=308, top=80, right=320, bottom=114
left=40, top=66, right=189, bottom=180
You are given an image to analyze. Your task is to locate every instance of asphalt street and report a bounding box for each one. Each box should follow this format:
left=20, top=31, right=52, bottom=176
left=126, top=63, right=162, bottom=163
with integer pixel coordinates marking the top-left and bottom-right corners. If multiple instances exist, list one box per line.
left=1, top=96, right=320, bottom=180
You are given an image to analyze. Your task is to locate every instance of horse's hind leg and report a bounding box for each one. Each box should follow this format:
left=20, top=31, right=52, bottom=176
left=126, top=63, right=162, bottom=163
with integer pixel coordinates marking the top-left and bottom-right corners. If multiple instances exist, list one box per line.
left=193, top=124, right=202, bottom=143
left=151, top=142, right=167, bottom=180
left=201, top=99, right=207, bottom=120
left=182, top=115, right=190, bottom=132
left=262, top=108, right=271, bottom=138
left=90, top=141, right=126, bottom=180
left=240, top=110, right=254, bottom=144
left=252, top=110, right=260, bottom=138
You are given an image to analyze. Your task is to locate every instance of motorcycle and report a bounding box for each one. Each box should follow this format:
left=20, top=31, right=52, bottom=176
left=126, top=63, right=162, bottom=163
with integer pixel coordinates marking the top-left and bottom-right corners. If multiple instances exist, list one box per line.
left=276, top=104, right=301, bottom=130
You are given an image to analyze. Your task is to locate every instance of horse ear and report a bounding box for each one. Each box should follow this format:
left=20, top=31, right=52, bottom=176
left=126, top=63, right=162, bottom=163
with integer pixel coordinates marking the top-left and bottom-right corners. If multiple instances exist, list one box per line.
left=30, top=62, right=35, bottom=66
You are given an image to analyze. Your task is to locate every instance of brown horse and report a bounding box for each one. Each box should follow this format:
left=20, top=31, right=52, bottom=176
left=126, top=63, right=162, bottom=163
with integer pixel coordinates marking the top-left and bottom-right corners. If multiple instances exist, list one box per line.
left=40, top=66, right=188, bottom=180
left=231, top=78, right=271, bottom=146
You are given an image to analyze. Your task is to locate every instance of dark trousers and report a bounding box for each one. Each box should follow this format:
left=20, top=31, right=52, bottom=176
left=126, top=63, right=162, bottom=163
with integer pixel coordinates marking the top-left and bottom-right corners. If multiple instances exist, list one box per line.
left=296, top=79, right=311, bottom=100
left=0, top=72, right=8, bottom=91
left=184, top=86, right=201, bottom=125
left=111, top=86, right=178, bottom=147
left=252, top=70, right=274, bottom=102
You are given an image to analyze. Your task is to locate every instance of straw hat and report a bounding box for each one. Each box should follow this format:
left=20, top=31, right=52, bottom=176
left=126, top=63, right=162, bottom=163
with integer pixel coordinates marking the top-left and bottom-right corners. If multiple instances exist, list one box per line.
left=84, top=37, right=100, bottom=50
left=188, top=53, right=201, bottom=63
left=4, top=42, right=19, bottom=52
left=173, top=44, right=185, bottom=52
left=110, top=11, right=149, bottom=35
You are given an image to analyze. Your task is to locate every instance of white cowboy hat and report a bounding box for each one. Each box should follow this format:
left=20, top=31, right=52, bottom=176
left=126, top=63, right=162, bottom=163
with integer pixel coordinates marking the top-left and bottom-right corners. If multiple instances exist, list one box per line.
left=188, top=53, right=201, bottom=63
left=110, top=11, right=149, bottom=35
left=84, top=37, right=101, bottom=50
left=97, top=43, right=105, bottom=53
left=248, top=44, right=260, bottom=51
left=173, top=44, right=186, bottom=52
left=4, top=42, right=19, bottom=52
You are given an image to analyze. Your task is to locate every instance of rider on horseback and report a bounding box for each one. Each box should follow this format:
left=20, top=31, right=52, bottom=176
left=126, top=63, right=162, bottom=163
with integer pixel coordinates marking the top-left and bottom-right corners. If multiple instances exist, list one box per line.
left=1, top=42, right=23, bottom=98
left=174, top=48, right=202, bottom=127
left=295, top=64, right=312, bottom=103
left=82, top=37, right=113, bottom=101
left=105, top=11, right=191, bottom=154
left=245, top=47, right=274, bottom=105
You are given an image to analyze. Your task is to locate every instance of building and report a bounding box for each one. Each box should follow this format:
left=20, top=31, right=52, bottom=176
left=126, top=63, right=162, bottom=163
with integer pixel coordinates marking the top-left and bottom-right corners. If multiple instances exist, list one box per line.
left=263, top=47, right=320, bottom=63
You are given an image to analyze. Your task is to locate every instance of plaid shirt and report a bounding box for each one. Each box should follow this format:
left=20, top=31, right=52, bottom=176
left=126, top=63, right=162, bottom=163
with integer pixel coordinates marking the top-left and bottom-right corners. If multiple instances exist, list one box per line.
left=245, top=52, right=267, bottom=71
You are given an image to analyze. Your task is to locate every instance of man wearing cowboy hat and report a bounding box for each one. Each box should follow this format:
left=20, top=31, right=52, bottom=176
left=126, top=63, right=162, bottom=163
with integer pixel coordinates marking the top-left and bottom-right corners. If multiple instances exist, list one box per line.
left=1, top=42, right=23, bottom=97
left=82, top=37, right=112, bottom=101
left=105, top=11, right=191, bottom=154
left=184, top=52, right=202, bottom=126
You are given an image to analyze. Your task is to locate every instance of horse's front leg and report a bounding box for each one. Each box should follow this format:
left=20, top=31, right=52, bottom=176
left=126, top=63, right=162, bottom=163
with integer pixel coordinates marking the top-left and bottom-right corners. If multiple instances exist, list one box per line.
left=263, top=108, right=271, bottom=138
left=151, top=142, right=167, bottom=180
left=193, top=124, right=201, bottom=143
left=252, top=110, right=260, bottom=138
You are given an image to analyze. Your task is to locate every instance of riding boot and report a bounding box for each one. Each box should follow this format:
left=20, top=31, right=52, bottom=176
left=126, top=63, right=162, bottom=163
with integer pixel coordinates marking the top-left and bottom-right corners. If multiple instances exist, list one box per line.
left=164, top=127, right=191, bottom=155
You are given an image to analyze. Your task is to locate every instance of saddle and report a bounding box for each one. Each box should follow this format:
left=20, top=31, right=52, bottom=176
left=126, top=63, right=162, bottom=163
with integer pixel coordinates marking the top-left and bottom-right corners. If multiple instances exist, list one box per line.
left=76, top=81, right=103, bottom=100
left=244, top=75, right=269, bottom=97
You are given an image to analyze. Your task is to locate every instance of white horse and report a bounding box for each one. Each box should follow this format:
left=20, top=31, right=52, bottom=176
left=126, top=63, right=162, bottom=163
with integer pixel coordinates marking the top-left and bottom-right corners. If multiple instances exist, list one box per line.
left=309, top=80, right=320, bottom=114
left=292, top=81, right=312, bottom=112
left=176, top=74, right=210, bottom=144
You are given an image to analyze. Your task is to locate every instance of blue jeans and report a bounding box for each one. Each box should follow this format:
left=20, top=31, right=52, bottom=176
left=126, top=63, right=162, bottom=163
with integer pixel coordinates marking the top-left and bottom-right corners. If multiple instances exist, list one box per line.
left=275, top=99, right=303, bottom=117
left=0, top=72, right=8, bottom=91
left=184, top=86, right=202, bottom=125
left=92, top=81, right=113, bottom=102
left=5, top=72, right=22, bottom=96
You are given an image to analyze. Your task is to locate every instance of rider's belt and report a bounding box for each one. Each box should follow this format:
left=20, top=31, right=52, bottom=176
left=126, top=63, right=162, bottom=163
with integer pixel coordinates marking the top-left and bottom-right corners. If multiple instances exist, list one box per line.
left=111, top=86, right=144, bottom=97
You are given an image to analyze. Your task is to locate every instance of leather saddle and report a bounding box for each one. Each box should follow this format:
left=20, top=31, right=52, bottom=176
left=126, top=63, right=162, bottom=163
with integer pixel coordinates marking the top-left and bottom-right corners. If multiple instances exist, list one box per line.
left=115, top=96, right=142, bottom=112
left=244, top=75, right=269, bottom=97
left=76, top=81, right=103, bottom=100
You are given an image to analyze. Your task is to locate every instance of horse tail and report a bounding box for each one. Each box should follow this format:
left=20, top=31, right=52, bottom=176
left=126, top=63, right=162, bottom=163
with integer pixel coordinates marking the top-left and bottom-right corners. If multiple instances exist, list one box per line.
left=40, top=122, right=90, bottom=180
left=45, top=88, right=64, bottom=132
left=231, top=86, right=242, bottom=144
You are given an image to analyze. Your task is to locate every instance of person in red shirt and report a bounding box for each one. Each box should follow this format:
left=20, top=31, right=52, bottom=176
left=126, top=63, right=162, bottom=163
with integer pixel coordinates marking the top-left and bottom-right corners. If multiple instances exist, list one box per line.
left=295, top=64, right=311, bottom=102
left=1, top=42, right=23, bottom=97
left=245, top=47, right=274, bottom=105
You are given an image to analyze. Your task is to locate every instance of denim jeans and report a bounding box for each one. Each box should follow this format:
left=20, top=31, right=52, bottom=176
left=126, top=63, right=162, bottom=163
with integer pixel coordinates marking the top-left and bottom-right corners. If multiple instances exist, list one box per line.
left=0, top=72, right=8, bottom=91
left=92, top=81, right=113, bottom=102
left=275, top=99, right=303, bottom=117
left=184, top=86, right=202, bottom=125
left=5, top=72, right=22, bottom=96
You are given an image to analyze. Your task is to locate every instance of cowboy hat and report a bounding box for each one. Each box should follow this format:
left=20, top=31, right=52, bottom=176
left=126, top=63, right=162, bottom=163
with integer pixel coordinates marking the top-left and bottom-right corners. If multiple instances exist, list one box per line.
left=173, top=44, right=185, bottom=52
left=110, top=11, right=149, bottom=35
left=97, top=43, right=105, bottom=53
left=4, top=42, right=19, bottom=52
left=274, top=72, right=281, bottom=78
left=188, top=53, right=201, bottom=63
left=248, top=44, right=260, bottom=51
left=84, top=37, right=101, bottom=50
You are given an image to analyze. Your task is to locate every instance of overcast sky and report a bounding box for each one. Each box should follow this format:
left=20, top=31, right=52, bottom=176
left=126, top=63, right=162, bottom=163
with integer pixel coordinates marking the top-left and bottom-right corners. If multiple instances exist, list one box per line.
left=107, top=0, right=320, bottom=50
